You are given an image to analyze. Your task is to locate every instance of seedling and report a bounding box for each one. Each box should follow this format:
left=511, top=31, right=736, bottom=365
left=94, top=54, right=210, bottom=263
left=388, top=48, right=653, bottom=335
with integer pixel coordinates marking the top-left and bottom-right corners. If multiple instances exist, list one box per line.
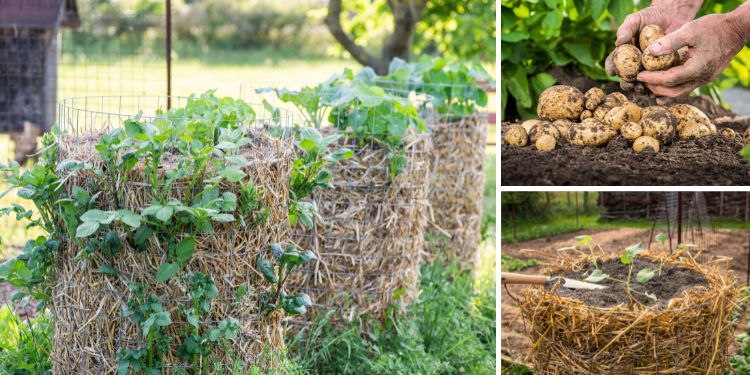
left=257, top=243, right=316, bottom=315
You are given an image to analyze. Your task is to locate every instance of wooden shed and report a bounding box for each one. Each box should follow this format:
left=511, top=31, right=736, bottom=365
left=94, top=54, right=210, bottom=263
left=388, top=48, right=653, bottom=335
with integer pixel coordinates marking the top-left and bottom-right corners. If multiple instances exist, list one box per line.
left=0, top=0, right=79, bottom=160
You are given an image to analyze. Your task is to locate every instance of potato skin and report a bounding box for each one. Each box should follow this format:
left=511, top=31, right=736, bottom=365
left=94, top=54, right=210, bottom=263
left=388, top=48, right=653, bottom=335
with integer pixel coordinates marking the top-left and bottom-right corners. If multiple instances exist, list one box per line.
left=605, top=102, right=641, bottom=131
left=594, top=105, right=611, bottom=121
left=537, top=85, right=585, bottom=121
left=584, top=87, right=605, bottom=110
left=529, top=122, right=561, bottom=143
left=633, top=136, right=660, bottom=152
left=503, top=124, right=528, bottom=147
left=641, top=105, right=667, bottom=119
left=677, top=47, right=689, bottom=65
left=639, top=24, right=664, bottom=51
left=580, top=110, right=593, bottom=121
left=535, top=134, right=556, bottom=152
left=520, top=119, right=546, bottom=134
left=569, top=118, right=612, bottom=147
left=621, top=121, right=643, bottom=141
left=668, top=104, right=711, bottom=132
left=612, top=44, right=642, bottom=81
left=744, top=127, right=750, bottom=144
left=678, top=122, right=703, bottom=140
left=605, top=92, right=628, bottom=107
left=640, top=109, right=675, bottom=144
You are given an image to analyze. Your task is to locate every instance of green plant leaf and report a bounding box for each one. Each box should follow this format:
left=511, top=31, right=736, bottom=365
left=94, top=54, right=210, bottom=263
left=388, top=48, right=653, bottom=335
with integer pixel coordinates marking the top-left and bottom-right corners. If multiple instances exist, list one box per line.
left=155, top=206, right=173, bottom=222
left=504, top=65, right=532, bottom=108
left=99, top=264, right=119, bottom=276
left=257, top=258, right=277, bottom=284
left=637, top=268, right=656, bottom=284
left=116, top=209, right=142, bottom=228
left=621, top=243, right=644, bottom=265
left=75, top=221, right=100, bottom=238
left=655, top=233, right=667, bottom=246
left=574, top=235, right=591, bottom=246
left=175, top=237, right=196, bottom=264
left=235, top=284, right=248, bottom=301
left=221, top=167, right=246, bottom=183
left=155, top=262, right=180, bottom=282
left=584, top=269, right=609, bottom=283
left=211, top=213, right=235, bottom=222
left=645, top=292, right=658, bottom=302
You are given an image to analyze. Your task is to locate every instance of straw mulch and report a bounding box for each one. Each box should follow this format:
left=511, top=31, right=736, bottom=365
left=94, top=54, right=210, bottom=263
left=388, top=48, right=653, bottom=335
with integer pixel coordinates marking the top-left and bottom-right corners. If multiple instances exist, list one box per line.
left=288, top=131, right=432, bottom=326
left=518, top=251, right=740, bottom=374
left=51, top=131, right=294, bottom=374
left=427, top=113, right=487, bottom=268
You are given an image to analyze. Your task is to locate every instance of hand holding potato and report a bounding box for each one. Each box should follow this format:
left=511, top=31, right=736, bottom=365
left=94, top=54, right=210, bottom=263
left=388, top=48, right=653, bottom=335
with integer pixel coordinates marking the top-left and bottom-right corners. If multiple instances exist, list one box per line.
left=638, top=11, right=750, bottom=97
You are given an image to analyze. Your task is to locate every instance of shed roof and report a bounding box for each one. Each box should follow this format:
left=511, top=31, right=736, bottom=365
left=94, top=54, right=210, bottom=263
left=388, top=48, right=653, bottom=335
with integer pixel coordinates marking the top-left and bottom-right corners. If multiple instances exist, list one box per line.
left=0, top=0, right=80, bottom=28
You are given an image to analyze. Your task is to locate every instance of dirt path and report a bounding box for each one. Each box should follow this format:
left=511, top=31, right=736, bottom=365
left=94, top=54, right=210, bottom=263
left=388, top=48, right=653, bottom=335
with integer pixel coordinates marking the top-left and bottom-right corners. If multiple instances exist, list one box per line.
left=501, top=228, right=750, bottom=366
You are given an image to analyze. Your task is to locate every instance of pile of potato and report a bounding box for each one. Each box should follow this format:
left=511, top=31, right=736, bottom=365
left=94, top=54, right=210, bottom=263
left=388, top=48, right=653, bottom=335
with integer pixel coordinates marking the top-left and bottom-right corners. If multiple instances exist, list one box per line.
left=503, top=84, right=723, bottom=153
left=610, top=24, right=688, bottom=92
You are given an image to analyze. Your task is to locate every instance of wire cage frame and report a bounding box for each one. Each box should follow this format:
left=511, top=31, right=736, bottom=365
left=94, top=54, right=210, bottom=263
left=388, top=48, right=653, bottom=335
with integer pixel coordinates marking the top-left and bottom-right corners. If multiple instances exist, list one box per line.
left=51, top=95, right=297, bottom=373
left=242, top=83, right=435, bottom=330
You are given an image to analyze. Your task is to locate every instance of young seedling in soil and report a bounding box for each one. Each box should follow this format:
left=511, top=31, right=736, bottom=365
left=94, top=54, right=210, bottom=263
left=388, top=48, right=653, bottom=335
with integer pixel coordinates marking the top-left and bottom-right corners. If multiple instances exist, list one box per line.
left=257, top=243, right=316, bottom=315
left=557, top=235, right=606, bottom=281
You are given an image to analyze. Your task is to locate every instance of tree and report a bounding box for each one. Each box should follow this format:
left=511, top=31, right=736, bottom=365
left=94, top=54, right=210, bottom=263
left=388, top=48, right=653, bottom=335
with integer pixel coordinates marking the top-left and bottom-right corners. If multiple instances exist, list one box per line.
left=325, top=0, right=428, bottom=74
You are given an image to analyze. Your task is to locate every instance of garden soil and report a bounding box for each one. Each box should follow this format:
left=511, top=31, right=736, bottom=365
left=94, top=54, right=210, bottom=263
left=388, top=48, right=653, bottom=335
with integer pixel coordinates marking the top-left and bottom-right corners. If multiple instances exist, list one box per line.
left=500, top=228, right=750, bottom=366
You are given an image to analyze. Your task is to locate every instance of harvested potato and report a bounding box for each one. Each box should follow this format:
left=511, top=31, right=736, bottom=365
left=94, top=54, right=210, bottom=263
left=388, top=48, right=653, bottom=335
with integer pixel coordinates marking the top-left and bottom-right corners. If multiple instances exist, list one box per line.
left=520, top=119, right=546, bottom=134
left=553, top=119, right=575, bottom=141
left=535, top=135, right=556, bottom=152
left=633, top=82, right=646, bottom=95
left=569, top=118, right=612, bottom=147
left=604, top=102, right=641, bottom=130
left=677, top=47, right=689, bottom=65
left=537, top=85, right=585, bottom=120
left=744, top=127, right=750, bottom=143
left=621, top=121, right=643, bottom=140
left=668, top=104, right=711, bottom=132
left=594, top=105, right=611, bottom=121
left=620, top=80, right=635, bottom=91
left=503, top=124, right=528, bottom=147
left=642, top=50, right=677, bottom=71
left=612, top=44, right=642, bottom=81
left=633, top=136, right=660, bottom=152
left=605, top=92, right=629, bottom=107
left=584, top=87, right=605, bottom=110
left=678, top=122, right=703, bottom=140
left=580, top=110, right=593, bottom=120
left=720, top=128, right=737, bottom=139
left=641, top=105, right=667, bottom=118
left=640, top=109, right=675, bottom=144
left=529, top=122, right=561, bottom=143
left=639, top=24, right=664, bottom=51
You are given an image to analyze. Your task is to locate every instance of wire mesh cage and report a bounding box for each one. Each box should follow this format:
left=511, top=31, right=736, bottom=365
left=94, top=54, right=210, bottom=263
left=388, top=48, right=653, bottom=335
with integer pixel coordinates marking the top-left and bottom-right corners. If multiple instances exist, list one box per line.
left=243, top=82, right=434, bottom=329
left=52, top=95, right=297, bottom=373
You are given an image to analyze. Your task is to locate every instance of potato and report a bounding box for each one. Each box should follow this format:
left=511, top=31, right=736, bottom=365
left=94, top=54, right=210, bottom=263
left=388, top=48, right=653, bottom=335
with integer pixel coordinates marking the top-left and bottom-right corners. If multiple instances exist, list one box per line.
left=529, top=122, right=560, bottom=143
left=569, top=118, right=612, bottom=147
left=520, top=119, right=546, bottom=134
left=642, top=50, right=677, bottom=71
left=580, top=110, right=593, bottom=120
left=639, top=24, right=664, bottom=51
left=535, top=135, right=556, bottom=152
left=677, top=47, right=689, bottom=65
left=720, top=128, right=737, bottom=139
left=668, top=104, right=711, bottom=132
left=594, top=105, right=611, bottom=121
left=640, top=109, right=675, bottom=144
left=641, top=105, right=667, bottom=119
left=633, top=136, right=660, bottom=153
left=605, top=92, right=629, bottom=107
left=503, top=124, right=528, bottom=147
left=537, top=85, right=585, bottom=121
left=553, top=119, right=575, bottom=141
left=621, top=121, right=643, bottom=141
left=604, top=102, right=641, bottom=130
left=633, top=82, right=646, bottom=95
left=584, top=87, right=605, bottom=110
left=612, top=44, right=642, bottom=81
left=678, top=122, right=703, bottom=140
left=620, top=80, right=635, bottom=91
left=744, top=127, right=750, bottom=143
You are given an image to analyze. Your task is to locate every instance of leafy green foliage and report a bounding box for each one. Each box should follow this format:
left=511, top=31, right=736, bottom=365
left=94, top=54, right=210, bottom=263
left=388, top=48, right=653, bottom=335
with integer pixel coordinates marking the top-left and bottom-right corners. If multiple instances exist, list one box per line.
left=585, top=268, right=609, bottom=283
left=257, top=243, right=316, bottom=316
left=0, top=305, right=53, bottom=375
left=500, top=255, right=539, bottom=272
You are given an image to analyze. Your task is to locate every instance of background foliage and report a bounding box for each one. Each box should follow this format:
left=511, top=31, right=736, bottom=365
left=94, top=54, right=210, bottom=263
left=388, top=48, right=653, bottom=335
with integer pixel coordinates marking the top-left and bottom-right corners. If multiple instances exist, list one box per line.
left=500, top=0, right=750, bottom=121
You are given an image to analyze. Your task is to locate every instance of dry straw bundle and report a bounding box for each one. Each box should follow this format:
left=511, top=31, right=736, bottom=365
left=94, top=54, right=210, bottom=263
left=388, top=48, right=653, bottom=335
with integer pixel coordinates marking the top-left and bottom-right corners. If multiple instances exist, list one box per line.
left=288, top=131, right=432, bottom=323
left=518, top=252, right=739, bottom=374
left=427, top=113, right=487, bottom=267
left=50, top=97, right=295, bottom=374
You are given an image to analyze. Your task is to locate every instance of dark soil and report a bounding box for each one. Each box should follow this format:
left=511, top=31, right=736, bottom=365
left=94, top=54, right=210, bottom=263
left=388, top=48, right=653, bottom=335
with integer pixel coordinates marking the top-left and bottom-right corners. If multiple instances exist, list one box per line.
left=554, top=258, right=707, bottom=308
left=501, top=129, right=750, bottom=186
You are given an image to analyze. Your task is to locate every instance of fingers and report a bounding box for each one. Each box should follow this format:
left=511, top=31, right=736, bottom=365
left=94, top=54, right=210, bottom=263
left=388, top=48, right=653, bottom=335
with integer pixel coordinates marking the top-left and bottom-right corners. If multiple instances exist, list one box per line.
left=644, top=81, right=700, bottom=97
left=648, top=25, right=693, bottom=56
left=616, top=13, right=643, bottom=46
left=637, top=58, right=703, bottom=87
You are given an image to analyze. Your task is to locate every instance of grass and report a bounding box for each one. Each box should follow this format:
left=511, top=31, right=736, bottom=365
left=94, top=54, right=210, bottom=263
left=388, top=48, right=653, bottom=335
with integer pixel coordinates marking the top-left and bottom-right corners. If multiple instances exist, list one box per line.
left=501, top=192, right=750, bottom=244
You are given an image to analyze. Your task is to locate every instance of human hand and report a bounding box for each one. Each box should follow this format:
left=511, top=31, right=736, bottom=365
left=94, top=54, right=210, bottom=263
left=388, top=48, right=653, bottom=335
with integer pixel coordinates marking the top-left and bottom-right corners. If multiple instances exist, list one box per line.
left=638, top=12, right=749, bottom=97
left=605, top=0, right=702, bottom=76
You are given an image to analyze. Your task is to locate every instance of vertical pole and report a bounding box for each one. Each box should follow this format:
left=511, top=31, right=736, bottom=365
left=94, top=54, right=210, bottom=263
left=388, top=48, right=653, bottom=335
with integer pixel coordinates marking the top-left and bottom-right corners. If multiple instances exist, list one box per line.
left=665, top=200, right=673, bottom=254
left=677, top=192, right=683, bottom=245
left=166, top=0, right=172, bottom=109
left=575, top=192, right=579, bottom=228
